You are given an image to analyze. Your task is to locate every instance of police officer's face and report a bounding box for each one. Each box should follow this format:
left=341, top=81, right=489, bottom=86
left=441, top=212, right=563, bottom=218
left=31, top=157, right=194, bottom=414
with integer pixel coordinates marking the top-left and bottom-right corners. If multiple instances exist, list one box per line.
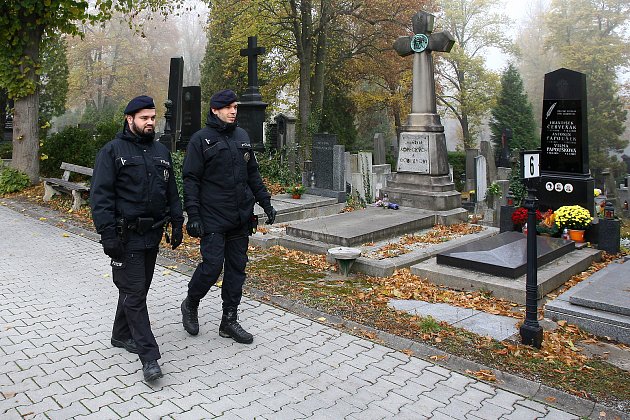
left=212, top=102, right=238, bottom=124
left=126, top=109, right=156, bottom=136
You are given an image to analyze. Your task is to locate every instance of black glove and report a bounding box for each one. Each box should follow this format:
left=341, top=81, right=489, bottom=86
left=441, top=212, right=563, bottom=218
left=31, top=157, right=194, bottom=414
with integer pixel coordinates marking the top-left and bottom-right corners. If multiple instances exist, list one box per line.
left=264, top=206, right=277, bottom=225
left=171, top=226, right=183, bottom=250
left=101, top=237, right=124, bottom=261
left=186, top=216, right=204, bottom=238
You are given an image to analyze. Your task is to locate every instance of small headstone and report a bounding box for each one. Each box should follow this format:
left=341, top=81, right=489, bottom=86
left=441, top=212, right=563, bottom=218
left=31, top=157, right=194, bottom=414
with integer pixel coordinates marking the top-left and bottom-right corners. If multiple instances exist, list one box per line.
left=475, top=155, right=488, bottom=204
left=179, top=86, right=201, bottom=151
left=480, top=140, right=497, bottom=184
left=373, top=133, right=387, bottom=165
left=332, top=145, right=345, bottom=192
left=465, top=149, right=479, bottom=193
left=312, top=133, right=337, bottom=190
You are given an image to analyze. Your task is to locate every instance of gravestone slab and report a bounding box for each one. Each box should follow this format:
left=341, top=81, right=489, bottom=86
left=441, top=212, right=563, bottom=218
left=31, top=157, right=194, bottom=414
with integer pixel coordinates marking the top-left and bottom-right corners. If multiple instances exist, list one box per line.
left=480, top=140, right=497, bottom=184
left=332, top=145, right=345, bottom=191
left=373, top=133, right=387, bottom=165
left=167, top=57, right=184, bottom=139
left=312, top=133, right=337, bottom=190
left=569, top=261, right=630, bottom=316
left=475, top=155, right=487, bottom=203
left=179, top=86, right=201, bottom=150
left=437, top=231, right=575, bottom=278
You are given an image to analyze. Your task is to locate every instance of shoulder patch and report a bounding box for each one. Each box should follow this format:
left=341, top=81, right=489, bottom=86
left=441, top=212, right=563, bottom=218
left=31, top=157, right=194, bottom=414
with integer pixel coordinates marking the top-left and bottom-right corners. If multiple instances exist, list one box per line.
left=240, top=143, right=251, bottom=148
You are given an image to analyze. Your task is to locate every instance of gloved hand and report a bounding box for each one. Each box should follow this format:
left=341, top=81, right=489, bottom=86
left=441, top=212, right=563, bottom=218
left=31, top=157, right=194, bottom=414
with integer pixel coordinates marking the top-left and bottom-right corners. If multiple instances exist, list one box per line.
left=102, top=237, right=125, bottom=261
left=186, top=216, right=204, bottom=238
left=264, top=206, right=277, bottom=225
left=171, top=226, right=183, bottom=250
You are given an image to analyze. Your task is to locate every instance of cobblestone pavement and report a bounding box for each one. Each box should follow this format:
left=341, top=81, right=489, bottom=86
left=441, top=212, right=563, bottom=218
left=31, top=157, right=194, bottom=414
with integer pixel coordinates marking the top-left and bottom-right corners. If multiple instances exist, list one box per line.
left=0, top=203, right=597, bottom=419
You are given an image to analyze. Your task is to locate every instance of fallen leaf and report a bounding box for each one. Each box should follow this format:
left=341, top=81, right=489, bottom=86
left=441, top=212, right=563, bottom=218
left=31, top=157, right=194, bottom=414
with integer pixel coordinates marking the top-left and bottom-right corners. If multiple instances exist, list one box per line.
left=402, top=349, right=414, bottom=356
left=165, top=265, right=178, bottom=269
left=545, top=396, right=557, bottom=403
left=317, top=317, right=327, bottom=322
left=465, top=369, right=496, bottom=381
left=62, top=233, right=69, bottom=237
left=162, top=270, right=172, bottom=276
left=2, top=391, right=16, bottom=398
left=557, top=320, right=567, bottom=327
left=429, top=355, right=448, bottom=361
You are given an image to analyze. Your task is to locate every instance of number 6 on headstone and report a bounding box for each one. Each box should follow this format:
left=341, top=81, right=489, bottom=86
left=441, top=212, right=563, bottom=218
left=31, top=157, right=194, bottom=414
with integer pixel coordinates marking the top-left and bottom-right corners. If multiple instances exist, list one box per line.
left=521, top=150, right=540, bottom=179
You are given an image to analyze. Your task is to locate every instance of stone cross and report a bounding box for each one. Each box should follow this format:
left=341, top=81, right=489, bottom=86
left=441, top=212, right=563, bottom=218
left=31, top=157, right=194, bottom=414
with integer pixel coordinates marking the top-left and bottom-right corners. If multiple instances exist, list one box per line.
left=240, top=36, right=265, bottom=101
left=393, top=11, right=455, bottom=122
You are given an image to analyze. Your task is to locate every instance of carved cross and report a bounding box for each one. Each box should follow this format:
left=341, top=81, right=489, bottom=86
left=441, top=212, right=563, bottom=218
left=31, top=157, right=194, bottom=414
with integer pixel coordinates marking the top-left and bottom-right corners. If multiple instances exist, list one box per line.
left=240, top=36, right=265, bottom=100
left=393, top=11, right=455, bottom=116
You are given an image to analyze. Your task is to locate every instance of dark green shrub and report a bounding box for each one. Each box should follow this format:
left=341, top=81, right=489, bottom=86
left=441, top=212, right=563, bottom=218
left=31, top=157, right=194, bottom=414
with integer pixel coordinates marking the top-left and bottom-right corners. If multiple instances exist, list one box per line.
left=40, top=121, right=118, bottom=177
left=257, top=148, right=300, bottom=187
left=171, top=150, right=184, bottom=207
left=0, top=142, right=11, bottom=159
left=448, top=151, right=465, bottom=192
left=0, top=166, right=29, bottom=195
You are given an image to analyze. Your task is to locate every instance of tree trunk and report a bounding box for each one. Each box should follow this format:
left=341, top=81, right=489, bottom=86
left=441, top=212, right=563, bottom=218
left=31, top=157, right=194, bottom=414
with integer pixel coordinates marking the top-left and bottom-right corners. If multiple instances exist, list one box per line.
left=297, top=0, right=313, bottom=161
left=310, top=0, right=330, bottom=117
left=12, top=93, right=40, bottom=184
left=11, top=28, right=41, bottom=184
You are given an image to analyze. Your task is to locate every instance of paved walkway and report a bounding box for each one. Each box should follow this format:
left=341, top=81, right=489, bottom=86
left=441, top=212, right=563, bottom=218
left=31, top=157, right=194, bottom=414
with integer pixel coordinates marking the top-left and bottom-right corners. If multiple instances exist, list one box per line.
left=0, top=203, right=598, bottom=419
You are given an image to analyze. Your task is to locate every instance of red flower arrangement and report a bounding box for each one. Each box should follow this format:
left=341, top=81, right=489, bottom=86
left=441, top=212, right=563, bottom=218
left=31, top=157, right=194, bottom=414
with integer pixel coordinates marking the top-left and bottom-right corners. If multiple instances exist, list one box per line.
left=511, top=207, right=542, bottom=226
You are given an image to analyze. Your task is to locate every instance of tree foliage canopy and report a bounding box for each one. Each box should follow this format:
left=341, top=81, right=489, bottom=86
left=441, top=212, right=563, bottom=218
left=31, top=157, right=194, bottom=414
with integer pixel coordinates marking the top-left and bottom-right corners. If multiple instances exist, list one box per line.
left=489, top=63, right=538, bottom=158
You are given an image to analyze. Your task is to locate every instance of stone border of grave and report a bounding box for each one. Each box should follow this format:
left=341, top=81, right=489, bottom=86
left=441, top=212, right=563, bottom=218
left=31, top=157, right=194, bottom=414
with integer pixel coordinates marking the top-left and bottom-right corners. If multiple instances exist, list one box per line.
left=250, top=222, right=498, bottom=277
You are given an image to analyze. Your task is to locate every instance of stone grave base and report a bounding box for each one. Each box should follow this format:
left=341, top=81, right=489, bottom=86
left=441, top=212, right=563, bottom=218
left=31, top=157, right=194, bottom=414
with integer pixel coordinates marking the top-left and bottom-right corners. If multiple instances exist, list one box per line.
left=250, top=207, right=498, bottom=277
left=545, top=258, right=630, bottom=344
left=255, top=193, right=344, bottom=224
left=410, top=248, right=601, bottom=304
left=436, top=232, right=575, bottom=278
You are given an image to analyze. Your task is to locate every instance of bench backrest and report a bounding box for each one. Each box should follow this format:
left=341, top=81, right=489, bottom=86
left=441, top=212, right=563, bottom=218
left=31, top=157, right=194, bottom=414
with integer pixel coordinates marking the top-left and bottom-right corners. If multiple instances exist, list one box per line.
left=60, top=162, right=93, bottom=181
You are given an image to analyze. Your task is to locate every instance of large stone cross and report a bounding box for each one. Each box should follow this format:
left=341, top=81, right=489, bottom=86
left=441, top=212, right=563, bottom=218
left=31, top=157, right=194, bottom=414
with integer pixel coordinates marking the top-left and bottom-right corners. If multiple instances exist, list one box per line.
left=240, top=36, right=265, bottom=101
left=394, top=11, right=455, bottom=129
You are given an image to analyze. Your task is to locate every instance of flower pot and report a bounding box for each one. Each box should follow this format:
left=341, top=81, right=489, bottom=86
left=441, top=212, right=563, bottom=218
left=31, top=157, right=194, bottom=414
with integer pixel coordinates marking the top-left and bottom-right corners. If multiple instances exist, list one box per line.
left=568, top=229, right=586, bottom=243
left=292, top=193, right=302, bottom=199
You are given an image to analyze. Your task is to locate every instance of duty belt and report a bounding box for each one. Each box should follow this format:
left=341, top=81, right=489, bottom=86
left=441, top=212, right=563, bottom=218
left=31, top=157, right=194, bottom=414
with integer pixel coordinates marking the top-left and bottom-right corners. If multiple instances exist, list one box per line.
left=127, top=216, right=171, bottom=235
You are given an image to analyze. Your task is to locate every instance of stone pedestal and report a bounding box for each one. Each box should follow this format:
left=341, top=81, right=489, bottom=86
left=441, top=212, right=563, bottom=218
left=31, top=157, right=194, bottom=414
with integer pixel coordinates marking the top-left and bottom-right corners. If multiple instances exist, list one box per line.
left=237, top=101, right=267, bottom=152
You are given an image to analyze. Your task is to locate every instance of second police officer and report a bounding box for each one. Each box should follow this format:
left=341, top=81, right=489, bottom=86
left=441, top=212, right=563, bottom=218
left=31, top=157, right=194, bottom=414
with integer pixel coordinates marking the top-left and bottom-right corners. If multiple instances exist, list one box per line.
left=181, top=89, right=277, bottom=344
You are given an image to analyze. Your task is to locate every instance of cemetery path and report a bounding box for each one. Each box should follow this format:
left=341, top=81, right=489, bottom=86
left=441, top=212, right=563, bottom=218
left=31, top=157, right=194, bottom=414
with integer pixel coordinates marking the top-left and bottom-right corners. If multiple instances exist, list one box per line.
left=0, top=202, right=608, bottom=419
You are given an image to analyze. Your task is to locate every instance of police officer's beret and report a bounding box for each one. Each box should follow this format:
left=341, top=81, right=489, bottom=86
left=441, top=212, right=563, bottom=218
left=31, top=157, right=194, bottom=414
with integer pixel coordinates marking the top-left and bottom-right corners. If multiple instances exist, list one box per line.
left=124, top=95, right=155, bottom=115
left=210, top=89, right=238, bottom=109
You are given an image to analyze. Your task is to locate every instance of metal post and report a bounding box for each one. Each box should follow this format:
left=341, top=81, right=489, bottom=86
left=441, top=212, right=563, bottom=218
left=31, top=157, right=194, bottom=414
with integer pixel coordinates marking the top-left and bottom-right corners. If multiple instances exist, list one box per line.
left=519, top=184, right=544, bottom=348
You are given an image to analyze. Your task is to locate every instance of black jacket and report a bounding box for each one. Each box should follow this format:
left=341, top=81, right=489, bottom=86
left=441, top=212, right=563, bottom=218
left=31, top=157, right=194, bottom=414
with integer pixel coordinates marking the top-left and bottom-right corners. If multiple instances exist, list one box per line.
left=91, top=125, right=184, bottom=250
left=183, top=113, right=272, bottom=233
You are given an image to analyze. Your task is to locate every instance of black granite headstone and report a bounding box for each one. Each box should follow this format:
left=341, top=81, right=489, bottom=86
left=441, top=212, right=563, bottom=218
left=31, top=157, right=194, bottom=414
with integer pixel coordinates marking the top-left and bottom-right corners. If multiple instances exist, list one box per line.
left=436, top=231, right=575, bottom=278
left=537, top=68, right=594, bottom=214
left=179, top=86, right=201, bottom=151
left=312, top=133, right=337, bottom=190
left=238, top=36, right=267, bottom=151
left=167, top=57, right=184, bottom=144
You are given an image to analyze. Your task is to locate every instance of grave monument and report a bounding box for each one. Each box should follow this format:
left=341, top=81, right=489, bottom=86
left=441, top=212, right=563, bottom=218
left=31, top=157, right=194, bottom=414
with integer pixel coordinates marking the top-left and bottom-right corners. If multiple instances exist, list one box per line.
left=165, top=57, right=184, bottom=152
left=537, top=68, right=594, bottom=214
left=238, top=36, right=267, bottom=152
left=382, top=11, right=464, bottom=215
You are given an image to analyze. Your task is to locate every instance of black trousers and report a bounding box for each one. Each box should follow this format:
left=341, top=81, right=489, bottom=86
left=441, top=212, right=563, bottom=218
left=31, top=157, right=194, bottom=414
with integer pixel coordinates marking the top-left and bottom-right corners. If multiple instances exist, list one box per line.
left=112, top=248, right=160, bottom=363
left=188, top=225, right=249, bottom=310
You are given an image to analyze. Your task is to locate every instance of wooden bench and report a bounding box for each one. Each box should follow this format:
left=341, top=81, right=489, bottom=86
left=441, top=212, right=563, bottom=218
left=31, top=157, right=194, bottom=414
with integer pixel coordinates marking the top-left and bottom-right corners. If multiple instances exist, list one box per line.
left=42, top=162, right=93, bottom=211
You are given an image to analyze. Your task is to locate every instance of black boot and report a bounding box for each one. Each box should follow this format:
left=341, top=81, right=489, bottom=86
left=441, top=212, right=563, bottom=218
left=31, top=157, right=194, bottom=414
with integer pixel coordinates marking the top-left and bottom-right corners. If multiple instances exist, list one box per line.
left=219, top=308, right=253, bottom=344
left=142, top=359, right=163, bottom=382
left=111, top=337, right=139, bottom=354
left=181, top=297, right=199, bottom=336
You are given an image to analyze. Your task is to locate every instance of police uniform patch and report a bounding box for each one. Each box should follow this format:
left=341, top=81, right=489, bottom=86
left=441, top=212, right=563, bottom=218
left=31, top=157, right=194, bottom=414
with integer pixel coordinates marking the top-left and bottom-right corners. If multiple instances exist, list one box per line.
left=243, top=152, right=250, bottom=162
left=164, top=169, right=169, bottom=182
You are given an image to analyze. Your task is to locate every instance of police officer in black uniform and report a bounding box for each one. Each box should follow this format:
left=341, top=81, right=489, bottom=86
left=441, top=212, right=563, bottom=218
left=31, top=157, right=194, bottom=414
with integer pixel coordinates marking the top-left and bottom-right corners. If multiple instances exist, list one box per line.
left=181, top=89, right=276, bottom=344
left=91, top=95, right=184, bottom=382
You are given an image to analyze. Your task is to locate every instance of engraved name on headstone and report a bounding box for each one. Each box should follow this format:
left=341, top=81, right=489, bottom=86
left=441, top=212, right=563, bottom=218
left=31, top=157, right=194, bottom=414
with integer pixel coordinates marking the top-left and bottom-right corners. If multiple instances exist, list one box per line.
left=397, top=133, right=430, bottom=173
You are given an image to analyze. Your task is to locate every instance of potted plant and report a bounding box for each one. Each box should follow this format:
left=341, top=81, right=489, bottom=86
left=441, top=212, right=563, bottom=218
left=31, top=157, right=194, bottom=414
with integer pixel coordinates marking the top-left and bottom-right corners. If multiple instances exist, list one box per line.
left=511, top=207, right=542, bottom=232
left=485, top=182, right=502, bottom=208
left=554, top=205, right=593, bottom=242
left=287, top=183, right=306, bottom=199
left=536, top=209, right=559, bottom=236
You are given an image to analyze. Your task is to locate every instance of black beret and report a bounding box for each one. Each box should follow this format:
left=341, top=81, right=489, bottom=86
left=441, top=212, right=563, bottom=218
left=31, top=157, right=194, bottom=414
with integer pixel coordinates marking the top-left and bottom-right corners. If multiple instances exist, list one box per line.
left=210, top=89, right=238, bottom=109
left=124, top=95, right=155, bottom=115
